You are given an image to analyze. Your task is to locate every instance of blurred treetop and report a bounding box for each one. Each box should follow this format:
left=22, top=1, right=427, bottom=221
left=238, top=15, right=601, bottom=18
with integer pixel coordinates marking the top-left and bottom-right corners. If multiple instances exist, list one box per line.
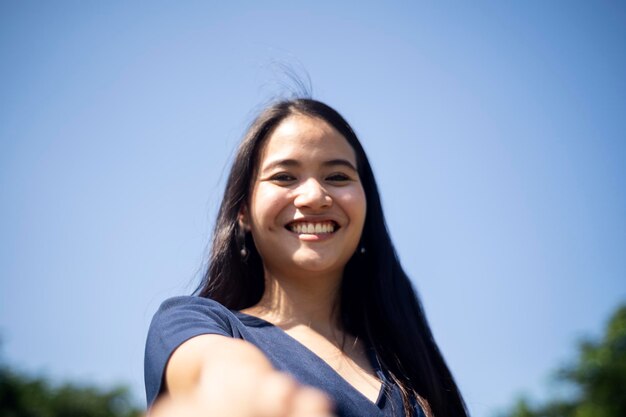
left=502, top=303, right=626, bottom=417
left=0, top=362, right=141, bottom=417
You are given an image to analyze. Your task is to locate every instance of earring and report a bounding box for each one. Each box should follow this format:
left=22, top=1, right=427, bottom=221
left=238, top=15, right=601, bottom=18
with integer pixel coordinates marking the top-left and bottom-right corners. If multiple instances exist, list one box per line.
left=359, top=246, right=366, bottom=254
left=236, top=222, right=249, bottom=261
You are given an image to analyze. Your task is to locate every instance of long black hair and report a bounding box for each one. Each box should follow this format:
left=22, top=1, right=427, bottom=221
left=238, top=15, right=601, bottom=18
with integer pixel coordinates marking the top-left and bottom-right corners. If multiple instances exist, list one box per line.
left=196, top=99, right=469, bottom=417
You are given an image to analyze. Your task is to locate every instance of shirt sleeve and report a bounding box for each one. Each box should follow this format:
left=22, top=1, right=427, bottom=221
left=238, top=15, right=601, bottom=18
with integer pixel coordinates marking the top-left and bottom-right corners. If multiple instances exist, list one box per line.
left=143, top=296, right=236, bottom=407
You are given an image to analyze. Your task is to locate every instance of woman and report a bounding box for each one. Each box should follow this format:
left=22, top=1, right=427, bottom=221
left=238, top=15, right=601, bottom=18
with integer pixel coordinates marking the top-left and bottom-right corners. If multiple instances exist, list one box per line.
left=145, top=99, right=469, bottom=417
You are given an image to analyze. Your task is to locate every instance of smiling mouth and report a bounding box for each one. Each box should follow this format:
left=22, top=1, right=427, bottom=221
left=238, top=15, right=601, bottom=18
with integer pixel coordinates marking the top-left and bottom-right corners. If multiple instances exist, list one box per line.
left=285, top=221, right=339, bottom=235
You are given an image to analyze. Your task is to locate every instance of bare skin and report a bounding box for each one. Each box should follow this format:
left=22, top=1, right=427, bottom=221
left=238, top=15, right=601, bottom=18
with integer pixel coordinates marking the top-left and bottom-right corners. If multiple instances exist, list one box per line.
left=152, top=335, right=335, bottom=417
left=151, top=272, right=379, bottom=417
left=240, top=273, right=382, bottom=404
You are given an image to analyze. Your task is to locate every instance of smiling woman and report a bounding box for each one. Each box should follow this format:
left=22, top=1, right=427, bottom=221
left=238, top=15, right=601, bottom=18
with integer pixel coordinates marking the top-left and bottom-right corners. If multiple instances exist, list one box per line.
left=144, top=99, right=469, bottom=417
left=242, top=115, right=366, bottom=281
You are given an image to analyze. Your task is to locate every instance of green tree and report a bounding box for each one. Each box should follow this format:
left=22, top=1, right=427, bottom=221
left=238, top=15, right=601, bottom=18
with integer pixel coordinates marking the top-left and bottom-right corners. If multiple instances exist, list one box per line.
left=0, top=363, right=142, bottom=417
left=501, top=303, right=626, bottom=417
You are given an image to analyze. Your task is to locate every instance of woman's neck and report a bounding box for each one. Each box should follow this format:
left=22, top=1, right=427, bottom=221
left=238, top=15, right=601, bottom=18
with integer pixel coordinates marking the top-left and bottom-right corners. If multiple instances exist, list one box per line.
left=243, top=269, right=343, bottom=335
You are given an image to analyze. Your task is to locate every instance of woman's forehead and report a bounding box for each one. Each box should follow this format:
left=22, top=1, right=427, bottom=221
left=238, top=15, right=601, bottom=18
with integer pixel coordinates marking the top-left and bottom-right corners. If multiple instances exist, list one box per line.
left=258, top=115, right=357, bottom=167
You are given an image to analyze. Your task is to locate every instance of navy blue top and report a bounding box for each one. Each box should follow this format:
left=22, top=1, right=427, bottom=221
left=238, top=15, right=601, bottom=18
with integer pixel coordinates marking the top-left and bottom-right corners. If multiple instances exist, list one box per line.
left=144, top=296, right=424, bottom=417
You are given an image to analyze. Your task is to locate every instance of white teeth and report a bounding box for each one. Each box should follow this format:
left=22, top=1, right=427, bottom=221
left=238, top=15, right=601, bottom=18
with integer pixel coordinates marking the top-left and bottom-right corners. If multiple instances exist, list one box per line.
left=289, top=222, right=336, bottom=235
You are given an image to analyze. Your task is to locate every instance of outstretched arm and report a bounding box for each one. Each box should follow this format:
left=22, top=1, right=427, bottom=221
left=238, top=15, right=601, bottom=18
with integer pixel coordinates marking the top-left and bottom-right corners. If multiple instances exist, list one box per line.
left=150, top=334, right=334, bottom=417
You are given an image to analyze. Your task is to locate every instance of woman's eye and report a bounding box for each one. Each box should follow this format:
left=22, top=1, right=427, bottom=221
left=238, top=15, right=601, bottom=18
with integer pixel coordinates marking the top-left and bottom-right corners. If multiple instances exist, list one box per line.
left=270, top=173, right=296, bottom=182
left=326, top=173, right=350, bottom=182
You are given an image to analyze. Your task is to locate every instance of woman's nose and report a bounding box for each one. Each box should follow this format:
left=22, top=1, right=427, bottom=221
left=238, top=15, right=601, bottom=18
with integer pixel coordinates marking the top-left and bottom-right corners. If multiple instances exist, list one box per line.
left=293, top=178, right=332, bottom=209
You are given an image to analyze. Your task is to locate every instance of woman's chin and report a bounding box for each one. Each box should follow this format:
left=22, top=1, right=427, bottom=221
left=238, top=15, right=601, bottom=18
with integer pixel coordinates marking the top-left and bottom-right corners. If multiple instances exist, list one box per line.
left=288, top=252, right=345, bottom=275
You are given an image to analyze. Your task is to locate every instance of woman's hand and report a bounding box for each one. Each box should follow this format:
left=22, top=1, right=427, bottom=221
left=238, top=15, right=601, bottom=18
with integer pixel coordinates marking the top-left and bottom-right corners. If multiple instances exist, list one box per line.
left=150, top=335, right=335, bottom=417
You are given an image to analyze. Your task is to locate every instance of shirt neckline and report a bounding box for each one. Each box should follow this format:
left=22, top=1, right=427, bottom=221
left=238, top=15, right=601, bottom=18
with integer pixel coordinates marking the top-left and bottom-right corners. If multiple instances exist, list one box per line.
left=232, top=309, right=388, bottom=409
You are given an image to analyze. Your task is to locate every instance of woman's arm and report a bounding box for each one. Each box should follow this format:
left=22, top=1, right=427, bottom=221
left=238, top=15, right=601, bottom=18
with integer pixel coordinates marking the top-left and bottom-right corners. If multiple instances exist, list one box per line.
left=165, top=334, right=273, bottom=398
left=152, top=334, right=334, bottom=417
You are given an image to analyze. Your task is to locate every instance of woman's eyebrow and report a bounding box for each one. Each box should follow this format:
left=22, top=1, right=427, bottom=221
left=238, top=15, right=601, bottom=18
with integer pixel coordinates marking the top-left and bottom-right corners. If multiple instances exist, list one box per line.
left=261, top=159, right=299, bottom=172
left=322, top=159, right=358, bottom=172
left=262, top=158, right=357, bottom=172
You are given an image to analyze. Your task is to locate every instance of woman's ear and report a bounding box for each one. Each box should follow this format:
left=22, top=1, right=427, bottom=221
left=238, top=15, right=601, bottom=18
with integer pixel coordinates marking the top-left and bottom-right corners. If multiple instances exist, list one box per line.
left=238, top=207, right=251, bottom=231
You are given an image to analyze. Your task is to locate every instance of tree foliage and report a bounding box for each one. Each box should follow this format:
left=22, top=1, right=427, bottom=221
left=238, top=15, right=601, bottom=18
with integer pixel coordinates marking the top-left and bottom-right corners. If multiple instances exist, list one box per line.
left=0, top=364, right=142, bottom=417
left=502, top=303, right=626, bottom=417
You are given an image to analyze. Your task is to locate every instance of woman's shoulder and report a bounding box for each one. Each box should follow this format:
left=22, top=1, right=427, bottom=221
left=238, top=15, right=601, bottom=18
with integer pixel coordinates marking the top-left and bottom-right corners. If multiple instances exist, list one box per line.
left=145, top=296, right=244, bottom=407
left=148, top=295, right=245, bottom=339
left=156, top=295, right=231, bottom=314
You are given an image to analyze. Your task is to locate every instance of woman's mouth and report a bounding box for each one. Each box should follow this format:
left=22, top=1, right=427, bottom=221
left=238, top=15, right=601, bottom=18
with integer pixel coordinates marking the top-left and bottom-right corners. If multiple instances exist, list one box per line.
left=285, top=221, right=339, bottom=235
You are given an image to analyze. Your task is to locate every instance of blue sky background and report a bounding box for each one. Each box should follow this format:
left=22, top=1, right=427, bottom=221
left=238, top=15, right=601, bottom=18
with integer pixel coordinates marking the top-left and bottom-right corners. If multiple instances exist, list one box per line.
left=1, top=2, right=625, bottom=416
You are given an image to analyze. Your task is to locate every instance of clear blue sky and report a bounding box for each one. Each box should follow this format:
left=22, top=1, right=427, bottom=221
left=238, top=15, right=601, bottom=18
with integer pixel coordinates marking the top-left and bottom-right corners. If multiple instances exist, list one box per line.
left=1, top=2, right=625, bottom=416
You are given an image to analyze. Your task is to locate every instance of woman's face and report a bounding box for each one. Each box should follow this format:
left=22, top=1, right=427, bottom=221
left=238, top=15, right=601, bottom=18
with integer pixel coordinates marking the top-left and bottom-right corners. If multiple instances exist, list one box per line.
left=243, top=114, right=366, bottom=281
